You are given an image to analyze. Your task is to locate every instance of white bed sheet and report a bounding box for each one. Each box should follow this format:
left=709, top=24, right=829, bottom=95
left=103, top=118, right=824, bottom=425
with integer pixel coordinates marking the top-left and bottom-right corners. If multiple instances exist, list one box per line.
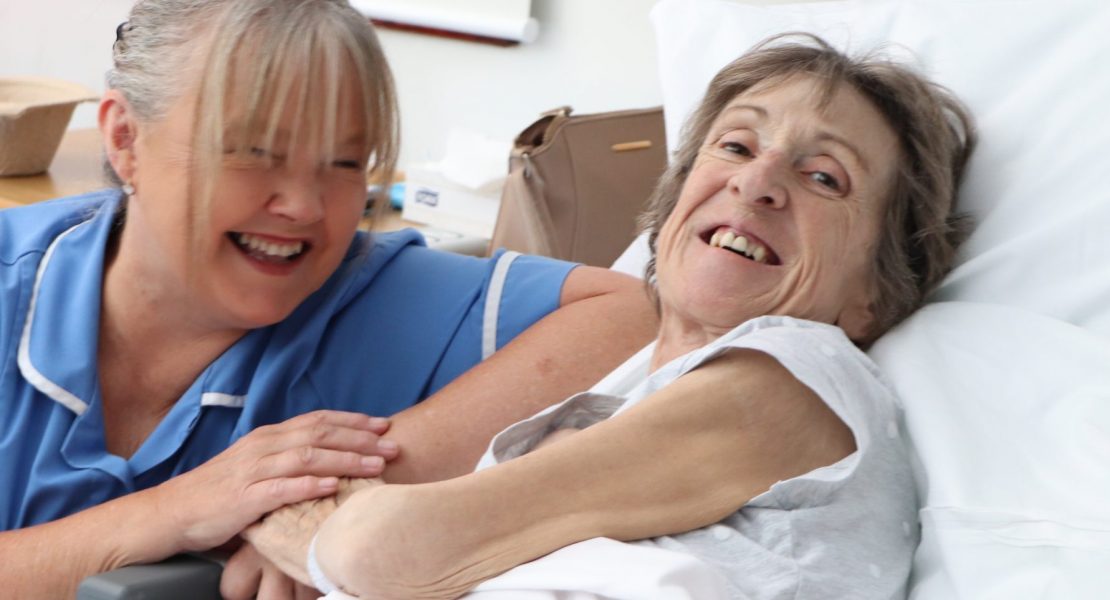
left=319, top=537, right=729, bottom=600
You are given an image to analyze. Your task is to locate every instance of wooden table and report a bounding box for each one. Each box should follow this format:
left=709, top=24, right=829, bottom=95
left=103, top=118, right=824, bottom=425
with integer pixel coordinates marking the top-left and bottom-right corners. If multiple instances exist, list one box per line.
left=0, top=128, right=412, bottom=231
left=0, top=128, right=106, bottom=209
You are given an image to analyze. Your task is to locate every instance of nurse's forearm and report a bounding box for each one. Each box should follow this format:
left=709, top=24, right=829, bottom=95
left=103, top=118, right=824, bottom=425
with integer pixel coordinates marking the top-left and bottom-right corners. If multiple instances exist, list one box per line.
left=0, top=488, right=179, bottom=598
left=3, top=409, right=386, bottom=597
left=380, top=266, right=656, bottom=484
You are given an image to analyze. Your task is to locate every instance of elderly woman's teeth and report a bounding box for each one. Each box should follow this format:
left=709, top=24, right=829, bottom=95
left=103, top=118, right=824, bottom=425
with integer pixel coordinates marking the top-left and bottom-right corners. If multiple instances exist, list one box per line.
left=234, top=232, right=305, bottom=259
left=709, top=230, right=768, bottom=264
left=731, top=235, right=748, bottom=254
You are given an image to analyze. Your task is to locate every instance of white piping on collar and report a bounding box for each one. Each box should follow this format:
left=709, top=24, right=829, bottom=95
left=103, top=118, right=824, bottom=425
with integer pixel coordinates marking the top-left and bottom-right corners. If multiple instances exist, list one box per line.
left=17, top=223, right=90, bottom=416
left=200, top=392, right=247, bottom=408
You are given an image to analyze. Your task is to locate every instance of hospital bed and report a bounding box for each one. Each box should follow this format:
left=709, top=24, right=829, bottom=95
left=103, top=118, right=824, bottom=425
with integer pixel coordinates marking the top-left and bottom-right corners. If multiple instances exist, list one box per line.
left=79, top=0, right=1110, bottom=597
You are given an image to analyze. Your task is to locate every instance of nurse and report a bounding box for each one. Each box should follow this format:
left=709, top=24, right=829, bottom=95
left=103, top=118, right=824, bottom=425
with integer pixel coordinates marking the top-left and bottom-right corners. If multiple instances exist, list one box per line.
left=0, top=0, right=655, bottom=596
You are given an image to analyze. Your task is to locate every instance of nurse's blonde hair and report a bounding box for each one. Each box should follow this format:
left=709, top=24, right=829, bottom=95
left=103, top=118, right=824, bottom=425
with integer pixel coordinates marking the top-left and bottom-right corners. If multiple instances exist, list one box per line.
left=108, top=0, right=398, bottom=232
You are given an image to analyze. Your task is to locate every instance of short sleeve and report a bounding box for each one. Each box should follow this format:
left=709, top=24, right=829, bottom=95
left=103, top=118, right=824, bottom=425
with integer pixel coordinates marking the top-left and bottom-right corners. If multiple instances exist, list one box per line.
left=657, top=317, right=905, bottom=510
left=411, top=250, right=575, bottom=399
left=740, top=325, right=906, bottom=511
left=488, top=250, right=577, bottom=352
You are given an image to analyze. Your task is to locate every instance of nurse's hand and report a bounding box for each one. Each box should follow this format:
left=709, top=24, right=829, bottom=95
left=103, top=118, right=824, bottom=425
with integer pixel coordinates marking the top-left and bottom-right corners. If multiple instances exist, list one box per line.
left=152, top=410, right=398, bottom=553
left=244, top=477, right=380, bottom=585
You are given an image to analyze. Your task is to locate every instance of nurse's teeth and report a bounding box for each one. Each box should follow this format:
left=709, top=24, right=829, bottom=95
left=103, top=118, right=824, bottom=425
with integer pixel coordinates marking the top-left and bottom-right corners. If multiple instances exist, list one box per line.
left=710, top=230, right=721, bottom=247
left=720, top=231, right=736, bottom=247
left=235, top=233, right=305, bottom=259
left=752, top=246, right=766, bottom=263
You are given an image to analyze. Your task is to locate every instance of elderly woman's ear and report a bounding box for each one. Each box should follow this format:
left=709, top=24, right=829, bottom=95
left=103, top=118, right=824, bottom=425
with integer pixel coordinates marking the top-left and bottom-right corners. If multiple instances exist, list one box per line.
left=835, top=295, right=877, bottom=345
left=98, top=89, right=140, bottom=187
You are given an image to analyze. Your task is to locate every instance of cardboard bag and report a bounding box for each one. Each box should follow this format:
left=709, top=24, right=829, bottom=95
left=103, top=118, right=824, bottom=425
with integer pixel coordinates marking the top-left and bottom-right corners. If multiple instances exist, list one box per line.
left=490, top=106, right=667, bottom=267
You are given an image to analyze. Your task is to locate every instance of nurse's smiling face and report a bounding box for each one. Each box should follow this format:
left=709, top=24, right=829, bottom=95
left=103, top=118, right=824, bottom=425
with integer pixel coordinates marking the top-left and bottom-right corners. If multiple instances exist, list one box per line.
left=121, top=64, right=370, bottom=334
left=653, top=75, right=901, bottom=342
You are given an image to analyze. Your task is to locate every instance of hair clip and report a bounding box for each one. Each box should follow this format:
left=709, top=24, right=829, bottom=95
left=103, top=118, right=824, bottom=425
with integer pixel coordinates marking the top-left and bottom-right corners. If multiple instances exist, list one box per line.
left=115, top=21, right=131, bottom=46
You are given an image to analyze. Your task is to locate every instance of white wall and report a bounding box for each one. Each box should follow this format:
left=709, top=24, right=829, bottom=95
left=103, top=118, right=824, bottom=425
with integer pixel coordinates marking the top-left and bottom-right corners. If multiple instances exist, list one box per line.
left=377, top=0, right=820, bottom=165
left=377, top=0, right=662, bottom=165
left=0, top=0, right=801, bottom=168
left=0, top=0, right=133, bottom=132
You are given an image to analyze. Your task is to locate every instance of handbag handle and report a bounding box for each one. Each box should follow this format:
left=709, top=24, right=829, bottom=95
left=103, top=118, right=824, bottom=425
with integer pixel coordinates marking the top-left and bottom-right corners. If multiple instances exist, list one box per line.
left=512, top=106, right=573, bottom=158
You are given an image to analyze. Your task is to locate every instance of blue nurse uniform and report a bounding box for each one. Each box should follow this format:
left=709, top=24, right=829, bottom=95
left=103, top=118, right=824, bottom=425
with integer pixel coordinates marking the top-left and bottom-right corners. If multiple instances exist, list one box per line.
left=0, top=190, right=574, bottom=529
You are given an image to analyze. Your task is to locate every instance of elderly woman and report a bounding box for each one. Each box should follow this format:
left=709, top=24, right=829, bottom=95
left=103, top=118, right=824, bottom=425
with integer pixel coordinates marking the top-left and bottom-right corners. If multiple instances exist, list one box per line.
left=0, top=1, right=657, bottom=597
left=248, top=35, right=975, bottom=599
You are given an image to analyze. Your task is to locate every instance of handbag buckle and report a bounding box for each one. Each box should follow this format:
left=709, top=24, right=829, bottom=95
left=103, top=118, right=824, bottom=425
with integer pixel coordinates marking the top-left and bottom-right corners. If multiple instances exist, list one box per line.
left=540, top=105, right=572, bottom=118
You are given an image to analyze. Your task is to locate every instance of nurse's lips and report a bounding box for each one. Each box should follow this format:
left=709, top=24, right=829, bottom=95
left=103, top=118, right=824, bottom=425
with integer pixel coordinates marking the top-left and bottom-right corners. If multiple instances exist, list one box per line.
left=228, top=232, right=311, bottom=264
left=704, top=226, right=781, bottom=265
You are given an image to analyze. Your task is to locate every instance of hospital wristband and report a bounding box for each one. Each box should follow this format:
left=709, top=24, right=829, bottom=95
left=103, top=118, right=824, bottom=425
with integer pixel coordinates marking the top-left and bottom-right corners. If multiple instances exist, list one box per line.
left=307, top=532, right=340, bottom=595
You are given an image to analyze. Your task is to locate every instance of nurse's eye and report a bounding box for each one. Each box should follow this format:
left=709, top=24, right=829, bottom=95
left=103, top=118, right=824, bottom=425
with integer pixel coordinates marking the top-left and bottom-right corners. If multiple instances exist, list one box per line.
left=332, top=159, right=364, bottom=171
left=224, top=146, right=273, bottom=169
left=809, top=171, right=842, bottom=191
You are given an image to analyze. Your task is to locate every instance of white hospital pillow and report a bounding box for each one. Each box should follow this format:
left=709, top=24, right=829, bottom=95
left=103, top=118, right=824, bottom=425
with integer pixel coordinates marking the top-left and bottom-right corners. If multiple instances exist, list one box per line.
left=869, top=303, right=1110, bottom=598
left=610, top=232, right=651, bottom=277
left=649, top=0, right=1110, bottom=597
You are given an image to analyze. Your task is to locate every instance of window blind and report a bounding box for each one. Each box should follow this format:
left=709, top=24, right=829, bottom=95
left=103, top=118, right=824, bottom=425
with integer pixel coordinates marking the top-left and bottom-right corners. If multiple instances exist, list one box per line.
left=351, top=0, right=538, bottom=45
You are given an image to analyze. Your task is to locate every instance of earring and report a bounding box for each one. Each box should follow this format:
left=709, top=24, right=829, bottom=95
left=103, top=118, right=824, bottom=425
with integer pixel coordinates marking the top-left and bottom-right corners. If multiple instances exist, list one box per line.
left=122, top=182, right=135, bottom=196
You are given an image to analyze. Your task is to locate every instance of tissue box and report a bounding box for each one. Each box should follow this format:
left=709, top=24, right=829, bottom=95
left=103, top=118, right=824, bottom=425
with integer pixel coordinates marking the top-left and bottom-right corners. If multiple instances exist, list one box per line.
left=401, top=164, right=502, bottom=239
left=0, top=77, right=98, bottom=176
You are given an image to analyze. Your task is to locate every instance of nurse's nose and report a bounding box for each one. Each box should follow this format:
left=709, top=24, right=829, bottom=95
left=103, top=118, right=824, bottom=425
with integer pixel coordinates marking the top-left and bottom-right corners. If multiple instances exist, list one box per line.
left=268, top=172, right=325, bottom=224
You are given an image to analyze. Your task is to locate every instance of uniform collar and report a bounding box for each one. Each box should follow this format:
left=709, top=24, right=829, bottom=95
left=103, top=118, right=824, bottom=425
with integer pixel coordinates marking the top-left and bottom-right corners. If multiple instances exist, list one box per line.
left=17, top=193, right=120, bottom=415
left=15, top=199, right=423, bottom=478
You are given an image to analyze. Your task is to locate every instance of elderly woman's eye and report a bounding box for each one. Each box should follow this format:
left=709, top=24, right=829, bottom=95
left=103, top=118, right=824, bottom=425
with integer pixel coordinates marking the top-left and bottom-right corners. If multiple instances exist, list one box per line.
left=809, top=171, right=842, bottom=191
left=720, top=141, right=752, bottom=156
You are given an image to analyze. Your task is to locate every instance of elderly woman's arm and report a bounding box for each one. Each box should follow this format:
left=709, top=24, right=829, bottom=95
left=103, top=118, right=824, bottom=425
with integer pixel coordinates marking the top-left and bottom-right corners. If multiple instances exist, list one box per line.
left=312, top=350, right=855, bottom=598
left=374, top=265, right=658, bottom=484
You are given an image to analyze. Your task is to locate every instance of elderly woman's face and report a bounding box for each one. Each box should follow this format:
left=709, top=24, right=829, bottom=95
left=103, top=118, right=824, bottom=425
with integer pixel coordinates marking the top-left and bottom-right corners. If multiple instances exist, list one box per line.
left=125, top=66, right=370, bottom=331
left=653, top=75, right=900, bottom=340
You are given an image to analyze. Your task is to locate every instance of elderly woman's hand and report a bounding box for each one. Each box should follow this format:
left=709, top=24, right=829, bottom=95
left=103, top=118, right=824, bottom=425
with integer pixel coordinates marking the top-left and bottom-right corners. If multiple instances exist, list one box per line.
left=243, top=477, right=380, bottom=586
left=221, top=541, right=323, bottom=600
left=150, top=410, right=397, bottom=554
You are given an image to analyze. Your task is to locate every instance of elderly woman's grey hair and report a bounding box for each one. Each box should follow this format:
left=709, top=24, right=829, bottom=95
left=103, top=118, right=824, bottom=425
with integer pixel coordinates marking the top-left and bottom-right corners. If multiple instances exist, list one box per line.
left=639, top=33, right=976, bottom=346
left=105, top=0, right=399, bottom=222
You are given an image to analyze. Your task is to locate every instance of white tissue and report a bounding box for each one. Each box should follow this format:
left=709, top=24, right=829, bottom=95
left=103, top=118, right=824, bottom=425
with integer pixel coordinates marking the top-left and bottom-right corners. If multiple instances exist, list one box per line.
left=433, top=129, right=510, bottom=192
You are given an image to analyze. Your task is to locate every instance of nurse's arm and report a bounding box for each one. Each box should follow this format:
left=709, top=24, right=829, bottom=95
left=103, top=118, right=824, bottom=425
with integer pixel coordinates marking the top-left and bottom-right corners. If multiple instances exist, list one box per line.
left=315, top=350, right=856, bottom=598
left=378, top=265, right=657, bottom=484
left=0, top=410, right=389, bottom=598
left=0, top=488, right=190, bottom=599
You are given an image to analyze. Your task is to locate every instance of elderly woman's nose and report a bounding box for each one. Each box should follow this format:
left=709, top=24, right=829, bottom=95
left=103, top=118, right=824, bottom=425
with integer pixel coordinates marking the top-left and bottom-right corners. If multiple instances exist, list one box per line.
left=729, top=152, right=788, bottom=209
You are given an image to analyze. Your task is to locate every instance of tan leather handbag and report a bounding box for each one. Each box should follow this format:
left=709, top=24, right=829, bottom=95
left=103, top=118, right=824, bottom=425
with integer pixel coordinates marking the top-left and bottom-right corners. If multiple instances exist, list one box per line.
left=490, top=106, right=667, bottom=267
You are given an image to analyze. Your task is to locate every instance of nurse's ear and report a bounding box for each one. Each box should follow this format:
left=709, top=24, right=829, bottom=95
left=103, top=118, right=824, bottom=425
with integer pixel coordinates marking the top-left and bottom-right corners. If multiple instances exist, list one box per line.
left=99, top=89, right=140, bottom=189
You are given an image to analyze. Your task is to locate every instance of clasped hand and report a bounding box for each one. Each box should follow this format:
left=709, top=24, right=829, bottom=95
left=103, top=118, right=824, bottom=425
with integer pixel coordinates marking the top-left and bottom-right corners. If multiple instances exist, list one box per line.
left=152, top=410, right=398, bottom=554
